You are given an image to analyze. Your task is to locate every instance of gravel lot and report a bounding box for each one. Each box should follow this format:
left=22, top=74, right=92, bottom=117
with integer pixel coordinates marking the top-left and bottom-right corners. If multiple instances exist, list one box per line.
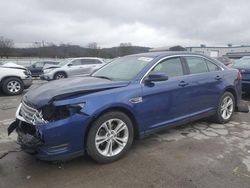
left=1, top=80, right=250, bottom=188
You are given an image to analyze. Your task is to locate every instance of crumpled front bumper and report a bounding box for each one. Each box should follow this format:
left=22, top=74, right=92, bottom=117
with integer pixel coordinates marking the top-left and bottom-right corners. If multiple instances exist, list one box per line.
left=8, top=120, right=43, bottom=154
left=8, top=112, right=92, bottom=161
left=40, top=73, right=53, bottom=81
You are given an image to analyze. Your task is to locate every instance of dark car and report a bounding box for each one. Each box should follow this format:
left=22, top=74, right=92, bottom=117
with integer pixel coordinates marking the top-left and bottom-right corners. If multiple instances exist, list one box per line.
left=8, top=52, right=248, bottom=163
left=28, top=61, right=59, bottom=77
left=214, top=56, right=233, bottom=66
left=232, top=58, right=250, bottom=94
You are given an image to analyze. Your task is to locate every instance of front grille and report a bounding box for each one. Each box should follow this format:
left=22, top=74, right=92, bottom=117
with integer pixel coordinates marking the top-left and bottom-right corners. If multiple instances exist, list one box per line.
left=19, top=101, right=38, bottom=124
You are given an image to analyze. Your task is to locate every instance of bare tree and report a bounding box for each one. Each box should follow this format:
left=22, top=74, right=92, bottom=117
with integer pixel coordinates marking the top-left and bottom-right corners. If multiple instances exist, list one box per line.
left=88, top=42, right=98, bottom=49
left=120, top=42, right=132, bottom=47
left=0, top=36, right=14, bottom=58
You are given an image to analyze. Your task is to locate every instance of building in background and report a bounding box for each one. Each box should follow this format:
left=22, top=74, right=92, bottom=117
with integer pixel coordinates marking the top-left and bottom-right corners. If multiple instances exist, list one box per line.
left=186, top=45, right=250, bottom=59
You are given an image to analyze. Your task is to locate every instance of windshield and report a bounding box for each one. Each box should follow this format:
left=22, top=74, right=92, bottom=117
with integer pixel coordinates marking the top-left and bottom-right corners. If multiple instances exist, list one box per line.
left=58, top=59, right=71, bottom=67
left=232, top=59, right=250, bottom=69
left=92, top=56, right=153, bottom=81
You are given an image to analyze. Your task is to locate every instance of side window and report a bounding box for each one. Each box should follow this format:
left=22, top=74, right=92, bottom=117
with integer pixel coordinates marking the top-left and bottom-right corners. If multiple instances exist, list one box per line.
left=44, top=61, right=53, bottom=65
left=34, top=62, right=44, bottom=68
left=151, top=57, right=184, bottom=78
left=81, top=59, right=102, bottom=65
left=185, top=57, right=208, bottom=74
left=71, top=59, right=82, bottom=66
left=94, top=59, right=103, bottom=64
left=205, top=60, right=220, bottom=72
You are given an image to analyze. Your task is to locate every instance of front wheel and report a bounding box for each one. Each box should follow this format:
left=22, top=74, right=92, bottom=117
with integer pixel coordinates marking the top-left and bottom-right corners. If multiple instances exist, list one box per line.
left=54, top=72, right=67, bottom=80
left=86, top=111, right=134, bottom=163
left=2, top=77, right=24, bottom=95
left=212, top=92, right=235, bottom=124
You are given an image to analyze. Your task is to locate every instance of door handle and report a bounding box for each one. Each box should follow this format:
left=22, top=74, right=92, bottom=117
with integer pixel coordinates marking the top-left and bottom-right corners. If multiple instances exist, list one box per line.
left=178, top=81, right=189, bottom=87
left=215, top=75, right=222, bottom=80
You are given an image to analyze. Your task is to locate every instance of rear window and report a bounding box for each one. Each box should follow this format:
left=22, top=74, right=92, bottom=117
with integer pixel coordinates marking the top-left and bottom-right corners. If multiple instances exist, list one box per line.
left=185, top=57, right=208, bottom=74
left=205, top=60, right=220, bottom=72
left=81, top=59, right=102, bottom=65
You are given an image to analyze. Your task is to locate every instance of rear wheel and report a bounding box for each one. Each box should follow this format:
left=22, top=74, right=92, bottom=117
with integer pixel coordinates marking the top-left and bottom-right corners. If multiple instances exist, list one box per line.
left=54, top=72, right=67, bottom=80
left=212, top=92, right=235, bottom=123
left=86, top=111, right=134, bottom=163
left=2, top=77, right=24, bottom=95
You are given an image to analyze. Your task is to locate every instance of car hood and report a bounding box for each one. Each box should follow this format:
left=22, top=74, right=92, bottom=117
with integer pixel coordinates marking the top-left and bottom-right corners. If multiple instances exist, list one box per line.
left=0, top=62, right=27, bottom=70
left=23, top=76, right=130, bottom=109
left=43, top=64, right=60, bottom=70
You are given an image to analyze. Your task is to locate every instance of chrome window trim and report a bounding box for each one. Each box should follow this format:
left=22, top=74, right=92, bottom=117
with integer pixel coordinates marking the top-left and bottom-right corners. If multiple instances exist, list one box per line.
left=140, top=54, right=224, bottom=84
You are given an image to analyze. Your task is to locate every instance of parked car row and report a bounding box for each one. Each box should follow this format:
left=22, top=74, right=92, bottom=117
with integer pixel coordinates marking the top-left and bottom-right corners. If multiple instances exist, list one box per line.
left=0, top=57, right=107, bottom=95
left=28, top=60, right=60, bottom=77
left=1, top=54, right=250, bottom=96
left=40, top=57, right=106, bottom=80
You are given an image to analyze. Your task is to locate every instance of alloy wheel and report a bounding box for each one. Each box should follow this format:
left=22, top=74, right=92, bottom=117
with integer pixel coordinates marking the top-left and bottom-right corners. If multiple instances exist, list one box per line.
left=55, top=74, right=65, bottom=79
left=7, top=81, right=21, bottom=93
left=95, top=119, right=129, bottom=157
left=220, top=96, right=234, bottom=120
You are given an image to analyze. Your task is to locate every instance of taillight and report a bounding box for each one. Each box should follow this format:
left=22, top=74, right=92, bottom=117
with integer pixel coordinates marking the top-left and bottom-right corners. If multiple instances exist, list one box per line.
left=237, top=71, right=242, bottom=80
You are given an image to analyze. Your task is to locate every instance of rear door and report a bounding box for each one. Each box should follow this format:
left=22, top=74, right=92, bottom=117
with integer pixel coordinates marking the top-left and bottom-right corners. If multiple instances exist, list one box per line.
left=183, top=56, right=223, bottom=114
left=80, top=59, right=103, bottom=74
left=141, top=57, right=191, bottom=130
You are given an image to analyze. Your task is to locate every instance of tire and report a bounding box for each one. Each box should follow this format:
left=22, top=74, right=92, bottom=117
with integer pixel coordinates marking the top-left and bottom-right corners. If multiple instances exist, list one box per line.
left=2, top=77, right=24, bottom=96
left=211, top=92, right=235, bottom=124
left=86, top=111, right=134, bottom=163
left=54, top=72, right=67, bottom=80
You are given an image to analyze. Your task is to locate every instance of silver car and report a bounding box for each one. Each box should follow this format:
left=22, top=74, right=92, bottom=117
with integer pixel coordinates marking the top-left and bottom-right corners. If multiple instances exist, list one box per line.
left=0, top=62, right=32, bottom=95
left=40, top=57, right=106, bottom=80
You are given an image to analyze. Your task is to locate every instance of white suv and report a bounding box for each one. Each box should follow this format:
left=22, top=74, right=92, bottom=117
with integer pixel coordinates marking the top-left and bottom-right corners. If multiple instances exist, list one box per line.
left=40, top=57, right=106, bottom=80
left=0, top=62, right=32, bottom=95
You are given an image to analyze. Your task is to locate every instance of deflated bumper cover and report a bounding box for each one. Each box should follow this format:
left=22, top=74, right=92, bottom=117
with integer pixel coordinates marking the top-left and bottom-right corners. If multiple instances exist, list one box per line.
left=17, top=127, right=43, bottom=153
left=8, top=120, right=43, bottom=153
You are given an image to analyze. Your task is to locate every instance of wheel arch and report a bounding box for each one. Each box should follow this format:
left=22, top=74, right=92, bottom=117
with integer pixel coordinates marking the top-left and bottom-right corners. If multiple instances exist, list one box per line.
left=53, top=71, right=68, bottom=79
left=0, top=76, right=22, bottom=83
left=84, top=106, right=140, bottom=147
left=0, top=76, right=23, bottom=87
left=223, top=86, right=238, bottom=106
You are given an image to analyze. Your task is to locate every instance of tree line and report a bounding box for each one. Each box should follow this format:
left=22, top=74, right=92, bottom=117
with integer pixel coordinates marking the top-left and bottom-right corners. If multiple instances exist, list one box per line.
left=0, top=36, right=186, bottom=58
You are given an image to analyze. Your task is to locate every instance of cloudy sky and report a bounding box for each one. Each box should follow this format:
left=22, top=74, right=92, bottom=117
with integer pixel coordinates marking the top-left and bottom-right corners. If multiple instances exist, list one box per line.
left=1, top=0, right=250, bottom=48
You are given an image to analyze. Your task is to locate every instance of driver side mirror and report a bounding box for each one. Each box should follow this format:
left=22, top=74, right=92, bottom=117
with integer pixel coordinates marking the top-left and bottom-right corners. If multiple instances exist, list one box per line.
left=67, top=63, right=73, bottom=67
left=145, top=72, right=169, bottom=83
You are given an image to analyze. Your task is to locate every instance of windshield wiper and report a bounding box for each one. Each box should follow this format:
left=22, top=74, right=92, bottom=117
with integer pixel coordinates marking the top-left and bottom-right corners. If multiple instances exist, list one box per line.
left=92, top=76, right=112, bottom=81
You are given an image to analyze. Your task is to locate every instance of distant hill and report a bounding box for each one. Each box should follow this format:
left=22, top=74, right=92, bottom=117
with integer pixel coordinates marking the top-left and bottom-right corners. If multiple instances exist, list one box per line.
left=11, top=45, right=151, bottom=58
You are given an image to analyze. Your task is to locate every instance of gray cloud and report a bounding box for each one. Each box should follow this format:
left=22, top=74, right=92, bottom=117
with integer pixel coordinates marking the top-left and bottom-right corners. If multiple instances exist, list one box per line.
left=1, top=0, right=250, bottom=47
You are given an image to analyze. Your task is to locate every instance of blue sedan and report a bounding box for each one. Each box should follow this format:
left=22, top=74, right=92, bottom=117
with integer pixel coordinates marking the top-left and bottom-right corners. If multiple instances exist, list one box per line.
left=8, top=52, right=248, bottom=163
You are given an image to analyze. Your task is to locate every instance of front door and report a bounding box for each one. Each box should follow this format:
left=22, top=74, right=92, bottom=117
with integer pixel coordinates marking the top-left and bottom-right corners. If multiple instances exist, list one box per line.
left=140, top=57, right=191, bottom=130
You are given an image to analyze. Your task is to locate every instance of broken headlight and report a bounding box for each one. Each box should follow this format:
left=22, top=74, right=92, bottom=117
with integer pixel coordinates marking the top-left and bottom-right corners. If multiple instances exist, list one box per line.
left=41, top=103, right=85, bottom=122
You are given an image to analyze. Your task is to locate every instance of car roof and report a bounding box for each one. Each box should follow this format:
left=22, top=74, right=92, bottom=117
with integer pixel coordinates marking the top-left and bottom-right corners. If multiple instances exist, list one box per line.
left=67, top=57, right=102, bottom=60
left=129, top=51, right=204, bottom=58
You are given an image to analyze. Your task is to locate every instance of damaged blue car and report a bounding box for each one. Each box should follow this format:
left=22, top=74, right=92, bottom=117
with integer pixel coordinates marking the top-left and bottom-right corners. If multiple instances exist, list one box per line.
left=8, top=52, right=249, bottom=163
